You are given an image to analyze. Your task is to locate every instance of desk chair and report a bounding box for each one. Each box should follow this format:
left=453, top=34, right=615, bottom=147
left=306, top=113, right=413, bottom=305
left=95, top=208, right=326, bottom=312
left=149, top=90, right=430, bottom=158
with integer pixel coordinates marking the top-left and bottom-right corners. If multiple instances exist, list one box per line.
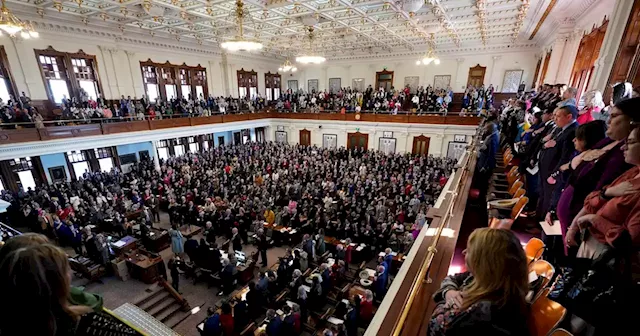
left=528, top=288, right=567, bottom=336
left=489, top=196, right=529, bottom=230
left=528, top=260, right=555, bottom=303
left=525, top=238, right=545, bottom=264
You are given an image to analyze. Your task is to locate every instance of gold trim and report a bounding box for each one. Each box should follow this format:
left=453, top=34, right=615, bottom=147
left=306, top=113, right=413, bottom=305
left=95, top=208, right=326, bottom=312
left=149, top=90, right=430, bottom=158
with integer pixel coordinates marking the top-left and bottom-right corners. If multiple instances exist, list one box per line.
left=529, top=0, right=558, bottom=40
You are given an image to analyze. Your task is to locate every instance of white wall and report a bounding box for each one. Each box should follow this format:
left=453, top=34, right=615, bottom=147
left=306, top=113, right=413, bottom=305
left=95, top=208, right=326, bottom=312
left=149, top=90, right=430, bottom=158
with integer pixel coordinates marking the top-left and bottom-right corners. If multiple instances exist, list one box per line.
left=273, top=119, right=476, bottom=156
left=0, top=31, right=281, bottom=100
left=285, top=51, right=538, bottom=93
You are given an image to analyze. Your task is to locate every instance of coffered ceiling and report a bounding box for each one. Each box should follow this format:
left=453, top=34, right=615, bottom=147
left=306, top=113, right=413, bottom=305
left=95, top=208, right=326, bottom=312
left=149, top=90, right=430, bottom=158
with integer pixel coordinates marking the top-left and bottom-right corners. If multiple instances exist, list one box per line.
left=4, top=0, right=600, bottom=60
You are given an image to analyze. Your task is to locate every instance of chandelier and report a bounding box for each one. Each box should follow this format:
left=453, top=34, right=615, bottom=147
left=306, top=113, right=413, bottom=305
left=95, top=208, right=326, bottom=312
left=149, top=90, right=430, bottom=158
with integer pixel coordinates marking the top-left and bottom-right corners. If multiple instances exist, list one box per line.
left=0, top=0, right=38, bottom=37
left=416, top=46, right=440, bottom=65
left=278, top=59, right=297, bottom=72
left=221, top=0, right=262, bottom=52
left=296, top=27, right=326, bottom=64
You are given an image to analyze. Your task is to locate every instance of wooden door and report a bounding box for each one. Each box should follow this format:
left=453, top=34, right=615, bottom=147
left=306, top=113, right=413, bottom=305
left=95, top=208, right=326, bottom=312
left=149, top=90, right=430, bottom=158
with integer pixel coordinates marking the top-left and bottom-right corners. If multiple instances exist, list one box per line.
left=218, top=136, right=225, bottom=146
left=531, top=58, right=542, bottom=88
left=412, top=135, right=430, bottom=156
left=376, top=70, right=394, bottom=91
left=467, top=64, right=486, bottom=87
left=347, top=132, right=369, bottom=150
left=299, top=129, right=311, bottom=146
left=233, top=132, right=241, bottom=145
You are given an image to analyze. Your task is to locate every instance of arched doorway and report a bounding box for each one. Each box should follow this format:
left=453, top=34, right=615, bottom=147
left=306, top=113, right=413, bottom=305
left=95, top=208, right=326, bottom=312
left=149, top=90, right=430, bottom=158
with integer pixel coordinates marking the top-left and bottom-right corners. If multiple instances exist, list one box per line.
left=299, top=129, right=311, bottom=146
left=376, top=70, right=394, bottom=91
left=467, top=64, right=486, bottom=88
left=412, top=135, right=430, bottom=156
left=347, top=132, right=369, bottom=150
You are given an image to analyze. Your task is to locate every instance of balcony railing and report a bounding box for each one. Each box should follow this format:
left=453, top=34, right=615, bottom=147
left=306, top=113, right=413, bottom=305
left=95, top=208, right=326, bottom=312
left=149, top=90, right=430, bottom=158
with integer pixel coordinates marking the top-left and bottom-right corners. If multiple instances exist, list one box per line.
left=366, top=130, right=480, bottom=336
left=0, top=111, right=481, bottom=146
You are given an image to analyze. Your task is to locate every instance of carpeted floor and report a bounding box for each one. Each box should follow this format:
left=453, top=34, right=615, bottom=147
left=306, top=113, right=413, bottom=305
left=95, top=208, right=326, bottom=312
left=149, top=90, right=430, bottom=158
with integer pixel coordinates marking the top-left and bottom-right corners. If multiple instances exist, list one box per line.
left=70, top=212, right=288, bottom=336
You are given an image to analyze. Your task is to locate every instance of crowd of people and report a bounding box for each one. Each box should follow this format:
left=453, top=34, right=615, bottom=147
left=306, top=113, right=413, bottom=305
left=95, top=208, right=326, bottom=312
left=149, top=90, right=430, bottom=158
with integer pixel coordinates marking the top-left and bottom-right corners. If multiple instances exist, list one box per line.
left=430, top=81, right=639, bottom=336
left=0, top=140, right=455, bottom=335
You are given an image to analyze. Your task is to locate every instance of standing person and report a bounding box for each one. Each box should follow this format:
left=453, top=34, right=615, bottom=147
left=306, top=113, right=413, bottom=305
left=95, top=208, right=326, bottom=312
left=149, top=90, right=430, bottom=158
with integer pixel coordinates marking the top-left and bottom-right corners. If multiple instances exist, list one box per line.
left=231, top=227, right=242, bottom=252
left=475, top=121, right=499, bottom=199
left=169, top=224, right=184, bottom=257
left=146, top=194, right=161, bottom=223
left=168, top=256, right=183, bottom=293
left=258, top=229, right=268, bottom=266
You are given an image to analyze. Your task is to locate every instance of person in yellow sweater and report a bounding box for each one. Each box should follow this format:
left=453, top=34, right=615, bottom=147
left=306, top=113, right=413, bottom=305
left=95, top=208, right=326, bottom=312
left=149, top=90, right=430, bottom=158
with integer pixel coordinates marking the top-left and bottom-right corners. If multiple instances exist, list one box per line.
left=264, top=208, right=275, bottom=225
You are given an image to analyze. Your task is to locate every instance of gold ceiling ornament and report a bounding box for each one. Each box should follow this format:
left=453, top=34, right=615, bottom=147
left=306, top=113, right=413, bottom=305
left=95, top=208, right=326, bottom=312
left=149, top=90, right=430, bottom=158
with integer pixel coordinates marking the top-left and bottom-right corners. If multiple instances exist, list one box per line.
left=512, top=0, right=530, bottom=41
left=142, top=0, right=152, bottom=12
left=171, top=0, right=179, bottom=5
left=416, top=34, right=440, bottom=65
left=180, top=10, right=188, bottom=20
left=296, top=26, right=326, bottom=64
left=53, top=1, right=63, bottom=12
left=221, top=0, right=263, bottom=52
left=0, top=0, right=39, bottom=37
left=82, top=17, right=89, bottom=25
left=120, top=6, right=128, bottom=17
left=100, top=12, right=107, bottom=20
left=278, top=58, right=297, bottom=72
left=118, top=24, right=124, bottom=33
left=75, top=0, right=83, bottom=7
left=36, top=7, right=45, bottom=18
left=206, top=0, right=213, bottom=16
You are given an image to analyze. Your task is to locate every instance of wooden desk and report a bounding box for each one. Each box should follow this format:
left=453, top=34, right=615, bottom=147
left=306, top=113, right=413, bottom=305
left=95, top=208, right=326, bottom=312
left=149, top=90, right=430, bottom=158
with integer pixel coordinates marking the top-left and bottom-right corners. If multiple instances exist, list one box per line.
left=349, top=285, right=368, bottom=299
left=111, top=236, right=138, bottom=257
left=125, top=250, right=162, bottom=284
left=144, top=229, right=170, bottom=253
left=180, top=224, right=203, bottom=238
left=125, top=209, right=142, bottom=221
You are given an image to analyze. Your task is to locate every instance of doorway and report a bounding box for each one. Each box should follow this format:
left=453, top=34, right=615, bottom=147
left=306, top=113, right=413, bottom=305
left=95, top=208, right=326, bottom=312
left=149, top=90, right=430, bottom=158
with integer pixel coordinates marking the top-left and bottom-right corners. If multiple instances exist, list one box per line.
left=218, top=136, right=225, bottom=146
left=412, top=135, right=430, bottom=156
left=467, top=64, right=486, bottom=88
left=300, top=129, right=311, bottom=146
left=347, top=132, right=369, bottom=150
left=233, top=132, right=241, bottom=145
left=376, top=70, right=394, bottom=91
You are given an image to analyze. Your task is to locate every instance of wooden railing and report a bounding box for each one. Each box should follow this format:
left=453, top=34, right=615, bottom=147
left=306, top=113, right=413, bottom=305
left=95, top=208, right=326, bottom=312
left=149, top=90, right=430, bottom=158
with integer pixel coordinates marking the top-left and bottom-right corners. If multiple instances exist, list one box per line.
left=367, top=133, right=479, bottom=336
left=0, top=112, right=481, bottom=146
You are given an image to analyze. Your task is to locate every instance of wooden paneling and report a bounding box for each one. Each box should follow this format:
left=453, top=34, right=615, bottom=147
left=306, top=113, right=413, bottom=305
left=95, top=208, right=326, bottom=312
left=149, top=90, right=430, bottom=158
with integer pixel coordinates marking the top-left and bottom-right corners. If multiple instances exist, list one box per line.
left=149, top=118, right=191, bottom=130
left=299, top=129, right=311, bottom=146
left=347, top=132, right=368, bottom=149
left=0, top=128, right=41, bottom=144
left=606, top=0, right=640, bottom=102
left=540, top=51, right=552, bottom=85
left=570, top=19, right=608, bottom=99
left=102, top=120, right=150, bottom=134
left=222, top=114, right=250, bottom=123
left=467, top=64, right=486, bottom=87
left=190, top=116, right=223, bottom=126
left=38, top=124, right=102, bottom=140
left=412, top=135, right=430, bottom=155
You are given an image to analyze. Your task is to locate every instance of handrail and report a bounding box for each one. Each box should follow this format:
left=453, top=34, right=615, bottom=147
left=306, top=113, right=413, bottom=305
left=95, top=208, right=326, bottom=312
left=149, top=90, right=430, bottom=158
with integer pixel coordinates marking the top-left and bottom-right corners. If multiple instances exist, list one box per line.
left=389, top=134, right=477, bottom=336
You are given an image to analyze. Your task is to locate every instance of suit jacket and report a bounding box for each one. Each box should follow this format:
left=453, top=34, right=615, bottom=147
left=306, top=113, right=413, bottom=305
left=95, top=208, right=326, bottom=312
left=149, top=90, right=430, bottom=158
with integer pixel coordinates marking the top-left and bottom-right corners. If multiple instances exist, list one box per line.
left=521, top=121, right=555, bottom=170
left=539, top=121, right=578, bottom=182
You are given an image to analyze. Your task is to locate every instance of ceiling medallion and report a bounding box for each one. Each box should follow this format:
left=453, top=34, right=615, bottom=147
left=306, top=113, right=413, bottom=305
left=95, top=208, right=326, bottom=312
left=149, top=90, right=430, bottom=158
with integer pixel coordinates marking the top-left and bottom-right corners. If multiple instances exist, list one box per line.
left=0, top=0, right=39, bottom=37
left=221, top=0, right=263, bottom=52
left=296, top=26, right=326, bottom=64
left=278, top=58, right=297, bottom=72
left=416, top=44, right=440, bottom=65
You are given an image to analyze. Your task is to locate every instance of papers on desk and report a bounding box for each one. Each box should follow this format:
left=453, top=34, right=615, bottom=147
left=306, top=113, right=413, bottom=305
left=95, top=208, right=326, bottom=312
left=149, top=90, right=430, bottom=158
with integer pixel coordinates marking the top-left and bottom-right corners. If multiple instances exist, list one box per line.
left=528, top=271, right=539, bottom=283
left=301, top=285, right=311, bottom=292
left=113, top=240, right=127, bottom=248
left=276, top=309, right=284, bottom=316
left=327, top=258, right=335, bottom=267
left=327, top=317, right=344, bottom=325
left=355, top=246, right=364, bottom=251
left=340, top=240, right=346, bottom=244
left=349, top=243, right=357, bottom=247
left=390, top=252, right=398, bottom=256
left=539, top=220, right=562, bottom=236
left=197, top=323, right=204, bottom=332
left=286, top=300, right=295, bottom=308
left=290, top=229, right=297, bottom=234
left=378, top=252, right=385, bottom=257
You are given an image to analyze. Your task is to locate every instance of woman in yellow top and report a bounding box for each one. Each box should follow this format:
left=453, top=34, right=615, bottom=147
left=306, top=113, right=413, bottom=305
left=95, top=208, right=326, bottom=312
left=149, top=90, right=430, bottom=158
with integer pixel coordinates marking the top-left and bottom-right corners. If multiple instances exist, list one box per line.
left=264, top=208, right=275, bottom=225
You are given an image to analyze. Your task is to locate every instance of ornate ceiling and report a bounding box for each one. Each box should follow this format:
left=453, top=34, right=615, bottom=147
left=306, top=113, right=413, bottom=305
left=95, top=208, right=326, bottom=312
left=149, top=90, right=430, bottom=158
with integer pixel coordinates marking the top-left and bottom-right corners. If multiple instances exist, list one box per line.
left=5, top=0, right=590, bottom=59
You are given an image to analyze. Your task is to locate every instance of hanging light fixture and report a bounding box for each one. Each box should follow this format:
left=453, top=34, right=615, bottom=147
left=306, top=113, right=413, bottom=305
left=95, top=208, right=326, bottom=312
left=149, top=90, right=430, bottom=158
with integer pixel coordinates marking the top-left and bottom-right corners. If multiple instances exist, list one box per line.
left=221, top=0, right=262, bottom=52
left=416, top=35, right=439, bottom=65
left=0, top=0, right=37, bottom=36
left=296, top=27, right=326, bottom=64
left=278, top=58, right=297, bottom=72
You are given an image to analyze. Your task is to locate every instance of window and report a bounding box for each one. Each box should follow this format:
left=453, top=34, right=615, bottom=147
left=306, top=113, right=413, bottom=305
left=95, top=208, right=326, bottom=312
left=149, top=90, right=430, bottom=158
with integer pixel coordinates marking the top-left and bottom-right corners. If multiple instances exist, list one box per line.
left=72, top=162, right=90, bottom=177
left=187, top=137, right=199, bottom=153
left=35, top=47, right=103, bottom=106
left=156, top=140, right=170, bottom=161
left=94, top=148, right=114, bottom=172
left=140, top=60, right=208, bottom=101
left=67, top=150, right=90, bottom=177
left=98, top=158, right=113, bottom=172
left=173, top=144, right=184, bottom=156
left=265, top=72, right=281, bottom=101
left=0, top=46, right=16, bottom=104
left=17, top=171, right=36, bottom=191
left=142, top=65, right=159, bottom=102
left=237, top=69, right=258, bottom=99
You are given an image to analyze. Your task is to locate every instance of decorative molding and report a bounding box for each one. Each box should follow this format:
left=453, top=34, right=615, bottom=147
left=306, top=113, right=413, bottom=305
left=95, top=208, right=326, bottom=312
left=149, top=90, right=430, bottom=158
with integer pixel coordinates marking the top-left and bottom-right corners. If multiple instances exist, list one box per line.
left=529, top=0, right=559, bottom=40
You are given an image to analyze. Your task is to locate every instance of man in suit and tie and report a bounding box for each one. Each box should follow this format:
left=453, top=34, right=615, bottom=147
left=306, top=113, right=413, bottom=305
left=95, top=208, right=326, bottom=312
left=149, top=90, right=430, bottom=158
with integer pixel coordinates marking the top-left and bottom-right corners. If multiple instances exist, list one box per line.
left=536, top=105, right=578, bottom=221
left=520, top=108, right=556, bottom=211
left=145, top=194, right=160, bottom=223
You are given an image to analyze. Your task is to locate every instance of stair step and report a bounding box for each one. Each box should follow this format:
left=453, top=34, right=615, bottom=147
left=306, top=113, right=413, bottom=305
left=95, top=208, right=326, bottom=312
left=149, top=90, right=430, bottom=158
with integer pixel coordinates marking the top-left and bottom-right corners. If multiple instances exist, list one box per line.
left=148, top=296, right=178, bottom=317
left=156, top=302, right=183, bottom=323
left=139, top=291, right=171, bottom=311
left=167, top=310, right=192, bottom=329
left=133, top=286, right=165, bottom=307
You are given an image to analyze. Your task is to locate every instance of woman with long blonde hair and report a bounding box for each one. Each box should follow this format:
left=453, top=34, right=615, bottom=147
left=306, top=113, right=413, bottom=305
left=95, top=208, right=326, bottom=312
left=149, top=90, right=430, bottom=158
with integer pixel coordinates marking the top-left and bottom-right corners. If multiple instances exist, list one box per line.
left=0, top=243, right=92, bottom=335
left=428, top=228, right=529, bottom=335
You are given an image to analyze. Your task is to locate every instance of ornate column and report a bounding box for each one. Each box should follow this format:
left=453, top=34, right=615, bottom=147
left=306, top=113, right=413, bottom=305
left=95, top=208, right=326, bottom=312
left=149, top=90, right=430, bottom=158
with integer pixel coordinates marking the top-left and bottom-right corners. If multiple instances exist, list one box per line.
left=431, top=133, right=445, bottom=157
left=221, top=52, right=231, bottom=96
left=454, top=58, right=464, bottom=90
left=345, top=65, right=352, bottom=88
left=322, top=66, right=328, bottom=91
left=151, top=141, right=161, bottom=171
left=124, top=50, right=138, bottom=97
left=490, top=56, right=501, bottom=88
left=96, top=46, right=113, bottom=99
left=107, top=48, right=122, bottom=97
left=556, top=30, right=582, bottom=85
left=588, top=0, right=635, bottom=92
left=544, top=35, right=569, bottom=84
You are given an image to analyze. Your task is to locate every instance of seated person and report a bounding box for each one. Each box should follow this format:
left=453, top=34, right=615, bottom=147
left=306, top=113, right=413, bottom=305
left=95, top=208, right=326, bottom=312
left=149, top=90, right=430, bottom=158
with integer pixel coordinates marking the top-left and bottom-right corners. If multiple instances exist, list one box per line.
left=428, top=228, right=529, bottom=335
left=266, top=309, right=283, bottom=336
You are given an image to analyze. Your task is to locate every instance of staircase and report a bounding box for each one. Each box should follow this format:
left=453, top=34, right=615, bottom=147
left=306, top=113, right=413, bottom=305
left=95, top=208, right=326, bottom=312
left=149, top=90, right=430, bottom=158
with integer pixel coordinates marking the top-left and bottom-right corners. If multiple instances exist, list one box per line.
left=132, top=279, right=191, bottom=329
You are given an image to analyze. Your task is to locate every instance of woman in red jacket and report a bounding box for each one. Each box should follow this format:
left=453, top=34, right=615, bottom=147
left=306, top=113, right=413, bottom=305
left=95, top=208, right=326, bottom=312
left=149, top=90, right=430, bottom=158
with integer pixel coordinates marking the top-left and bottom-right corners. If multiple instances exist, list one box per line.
left=219, top=302, right=234, bottom=335
left=359, top=290, right=375, bottom=322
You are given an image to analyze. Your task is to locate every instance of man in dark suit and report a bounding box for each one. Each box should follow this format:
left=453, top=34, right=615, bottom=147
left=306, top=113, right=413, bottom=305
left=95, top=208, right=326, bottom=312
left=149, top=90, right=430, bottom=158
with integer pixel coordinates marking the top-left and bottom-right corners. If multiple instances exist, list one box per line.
left=265, top=309, right=282, bottom=336
left=536, top=105, right=578, bottom=220
left=145, top=194, right=160, bottom=223
left=258, top=229, right=268, bottom=266
left=520, top=108, right=556, bottom=211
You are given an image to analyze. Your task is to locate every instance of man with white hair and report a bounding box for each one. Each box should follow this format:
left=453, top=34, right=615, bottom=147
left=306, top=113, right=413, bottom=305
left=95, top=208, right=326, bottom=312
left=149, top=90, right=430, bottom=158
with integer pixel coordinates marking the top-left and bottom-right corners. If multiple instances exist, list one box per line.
left=218, top=257, right=233, bottom=296
left=374, top=264, right=388, bottom=299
